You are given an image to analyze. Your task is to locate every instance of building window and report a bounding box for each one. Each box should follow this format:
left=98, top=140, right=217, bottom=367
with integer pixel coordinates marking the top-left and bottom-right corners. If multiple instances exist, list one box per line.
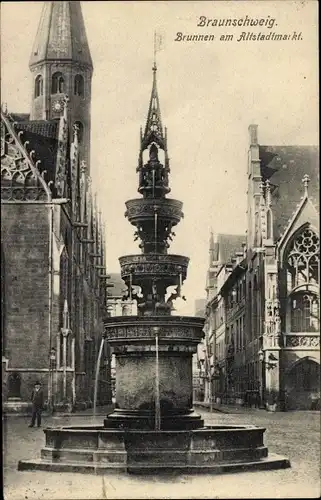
left=34, top=75, right=43, bottom=98
left=286, top=227, right=319, bottom=291
left=74, top=121, right=84, bottom=143
left=285, top=226, right=319, bottom=333
left=8, top=373, right=21, bottom=399
left=51, top=72, right=64, bottom=94
left=74, top=74, right=84, bottom=97
left=291, top=293, right=319, bottom=332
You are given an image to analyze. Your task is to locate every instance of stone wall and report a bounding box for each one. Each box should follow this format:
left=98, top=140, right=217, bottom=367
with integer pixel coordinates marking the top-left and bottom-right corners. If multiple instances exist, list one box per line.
left=1, top=203, right=51, bottom=402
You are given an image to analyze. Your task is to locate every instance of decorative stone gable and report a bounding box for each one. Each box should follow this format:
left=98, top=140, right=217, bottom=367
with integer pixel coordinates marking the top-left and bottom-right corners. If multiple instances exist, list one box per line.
left=1, top=112, right=50, bottom=202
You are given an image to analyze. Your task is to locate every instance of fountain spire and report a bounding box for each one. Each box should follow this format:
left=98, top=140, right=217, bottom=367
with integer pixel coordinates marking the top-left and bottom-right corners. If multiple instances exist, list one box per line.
left=144, top=62, right=163, bottom=138
left=138, top=63, right=169, bottom=199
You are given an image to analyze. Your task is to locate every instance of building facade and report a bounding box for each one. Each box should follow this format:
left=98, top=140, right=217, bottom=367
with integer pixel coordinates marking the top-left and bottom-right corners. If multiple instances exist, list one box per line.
left=204, top=125, right=320, bottom=410
left=203, top=233, right=246, bottom=405
left=1, top=1, right=112, bottom=413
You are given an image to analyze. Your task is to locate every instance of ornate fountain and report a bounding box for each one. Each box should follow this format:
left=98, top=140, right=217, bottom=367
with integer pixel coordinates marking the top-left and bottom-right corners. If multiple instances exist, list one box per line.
left=103, top=63, right=204, bottom=432
left=18, top=63, right=290, bottom=474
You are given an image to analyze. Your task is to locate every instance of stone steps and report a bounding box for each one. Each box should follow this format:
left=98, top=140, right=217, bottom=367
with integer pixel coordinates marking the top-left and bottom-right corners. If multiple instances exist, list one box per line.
left=127, top=454, right=291, bottom=474
left=39, top=445, right=268, bottom=466
left=18, top=453, right=290, bottom=475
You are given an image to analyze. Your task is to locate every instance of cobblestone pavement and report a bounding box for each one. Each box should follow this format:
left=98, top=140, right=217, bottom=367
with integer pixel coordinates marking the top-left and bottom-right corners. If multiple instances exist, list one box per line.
left=3, top=408, right=320, bottom=499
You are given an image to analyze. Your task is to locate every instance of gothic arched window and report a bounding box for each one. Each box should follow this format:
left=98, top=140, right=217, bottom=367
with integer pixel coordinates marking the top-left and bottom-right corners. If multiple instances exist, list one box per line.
left=74, top=121, right=84, bottom=143
left=51, top=72, right=64, bottom=94
left=74, top=74, right=84, bottom=97
left=285, top=226, right=320, bottom=333
left=34, top=75, right=43, bottom=98
left=291, top=293, right=319, bottom=332
left=286, top=227, right=319, bottom=292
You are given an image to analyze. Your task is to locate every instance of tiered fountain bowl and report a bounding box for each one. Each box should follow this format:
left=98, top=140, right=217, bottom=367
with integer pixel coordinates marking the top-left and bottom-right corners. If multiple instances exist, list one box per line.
left=18, top=65, right=290, bottom=475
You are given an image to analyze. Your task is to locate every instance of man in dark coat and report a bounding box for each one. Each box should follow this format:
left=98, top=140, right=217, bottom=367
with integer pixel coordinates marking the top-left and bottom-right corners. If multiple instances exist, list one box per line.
left=28, top=381, right=44, bottom=428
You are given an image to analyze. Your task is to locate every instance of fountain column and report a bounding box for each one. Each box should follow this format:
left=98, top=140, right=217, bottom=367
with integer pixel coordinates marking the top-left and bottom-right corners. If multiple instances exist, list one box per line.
left=104, top=63, right=204, bottom=430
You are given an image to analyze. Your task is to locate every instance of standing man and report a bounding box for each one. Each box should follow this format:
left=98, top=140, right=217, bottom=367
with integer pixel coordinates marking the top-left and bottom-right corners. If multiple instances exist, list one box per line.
left=28, top=381, right=44, bottom=428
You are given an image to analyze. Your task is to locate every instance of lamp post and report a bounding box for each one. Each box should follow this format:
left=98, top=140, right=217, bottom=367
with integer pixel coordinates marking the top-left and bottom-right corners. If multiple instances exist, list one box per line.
left=258, top=349, right=278, bottom=409
left=49, top=347, right=57, bottom=413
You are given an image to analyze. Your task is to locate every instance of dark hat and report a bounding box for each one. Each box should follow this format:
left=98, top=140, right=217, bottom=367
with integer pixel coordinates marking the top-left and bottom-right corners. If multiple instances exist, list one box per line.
left=34, top=381, right=41, bottom=386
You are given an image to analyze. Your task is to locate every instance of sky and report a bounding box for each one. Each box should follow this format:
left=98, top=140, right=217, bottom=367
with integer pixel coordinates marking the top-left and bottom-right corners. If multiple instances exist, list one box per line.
left=1, top=1, right=318, bottom=315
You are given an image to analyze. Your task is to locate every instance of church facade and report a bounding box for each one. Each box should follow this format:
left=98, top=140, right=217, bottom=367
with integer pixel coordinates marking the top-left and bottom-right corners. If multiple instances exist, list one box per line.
left=204, top=125, right=320, bottom=411
left=1, top=1, right=112, bottom=413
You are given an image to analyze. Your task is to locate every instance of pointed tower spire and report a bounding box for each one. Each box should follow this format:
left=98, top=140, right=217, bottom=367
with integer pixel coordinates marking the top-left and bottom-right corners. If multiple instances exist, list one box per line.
left=29, top=1, right=93, bottom=171
left=29, top=1, right=92, bottom=69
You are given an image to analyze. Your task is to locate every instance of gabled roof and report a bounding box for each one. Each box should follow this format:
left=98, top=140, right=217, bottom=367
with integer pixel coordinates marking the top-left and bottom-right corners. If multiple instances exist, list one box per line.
left=14, top=120, right=59, bottom=186
left=9, top=113, right=30, bottom=122
left=259, top=146, right=319, bottom=240
left=215, top=233, right=245, bottom=264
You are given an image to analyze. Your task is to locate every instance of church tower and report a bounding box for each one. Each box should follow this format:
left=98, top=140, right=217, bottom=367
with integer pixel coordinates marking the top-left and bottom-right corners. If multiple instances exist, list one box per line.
left=29, top=1, right=93, bottom=170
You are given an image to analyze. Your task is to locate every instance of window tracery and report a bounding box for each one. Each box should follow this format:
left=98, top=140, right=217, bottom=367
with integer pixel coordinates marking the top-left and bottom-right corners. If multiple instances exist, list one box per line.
left=285, top=226, right=320, bottom=333
left=286, top=227, right=319, bottom=291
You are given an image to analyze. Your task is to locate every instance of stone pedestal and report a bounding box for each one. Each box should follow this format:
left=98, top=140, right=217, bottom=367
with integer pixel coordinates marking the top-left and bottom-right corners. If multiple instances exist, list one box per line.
left=104, top=315, right=204, bottom=430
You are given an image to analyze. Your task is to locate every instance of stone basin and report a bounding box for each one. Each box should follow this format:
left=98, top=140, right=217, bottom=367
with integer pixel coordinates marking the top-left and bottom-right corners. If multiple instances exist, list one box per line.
left=18, top=423, right=291, bottom=474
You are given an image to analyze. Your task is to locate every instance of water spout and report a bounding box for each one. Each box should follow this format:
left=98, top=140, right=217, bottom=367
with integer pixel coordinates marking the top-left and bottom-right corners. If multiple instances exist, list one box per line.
left=155, top=331, right=161, bottom=431
left=93, top=337, right=105, bottom=418
left=154, top=211, right=158, bottom=253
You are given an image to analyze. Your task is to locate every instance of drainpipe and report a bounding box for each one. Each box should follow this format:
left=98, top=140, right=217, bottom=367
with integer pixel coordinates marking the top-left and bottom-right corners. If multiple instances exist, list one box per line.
left=71, top=336, right=76, bottom=405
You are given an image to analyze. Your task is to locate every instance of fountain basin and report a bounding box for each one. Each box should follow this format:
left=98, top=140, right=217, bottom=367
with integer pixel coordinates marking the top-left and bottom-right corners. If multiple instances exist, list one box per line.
left=119, top=254, right=189, bottom=284
left=125, top=198, right=183, bottom=226
left=104, top=314, right=204, bottom=344
left=18, top=424, right=290, bottom=474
